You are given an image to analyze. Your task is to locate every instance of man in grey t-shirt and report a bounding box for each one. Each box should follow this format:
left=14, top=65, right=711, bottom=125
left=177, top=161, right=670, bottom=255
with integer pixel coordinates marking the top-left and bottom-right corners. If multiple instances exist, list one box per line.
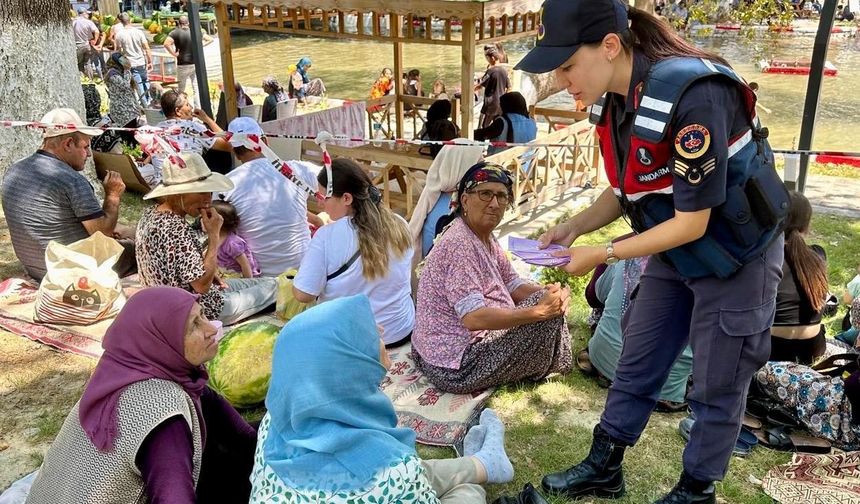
left=1, top=109, right=137, bottom=281
left=72, top=8, right=101, bottom=78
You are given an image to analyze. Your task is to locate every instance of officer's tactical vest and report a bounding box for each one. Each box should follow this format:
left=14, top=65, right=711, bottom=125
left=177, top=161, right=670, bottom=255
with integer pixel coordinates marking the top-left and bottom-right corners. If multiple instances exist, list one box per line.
left=591, top=57, right=789, bottom=279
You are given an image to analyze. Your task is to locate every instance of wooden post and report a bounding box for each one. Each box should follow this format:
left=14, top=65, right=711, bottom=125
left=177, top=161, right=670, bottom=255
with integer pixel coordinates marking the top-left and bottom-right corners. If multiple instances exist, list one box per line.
left=188, top=1, right=213, bottom=116
left=215, top=2, right=238, bottom=123
left=460, top=18, right=476, bottom=136
left=392, top=14, right=404, bottom=140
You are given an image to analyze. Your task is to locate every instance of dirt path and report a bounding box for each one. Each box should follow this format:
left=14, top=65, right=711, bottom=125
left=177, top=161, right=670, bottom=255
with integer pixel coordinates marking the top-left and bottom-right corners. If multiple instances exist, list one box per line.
left=0, top=208, right=96, bottom=489
left=0, top=331, right=94, bottom=489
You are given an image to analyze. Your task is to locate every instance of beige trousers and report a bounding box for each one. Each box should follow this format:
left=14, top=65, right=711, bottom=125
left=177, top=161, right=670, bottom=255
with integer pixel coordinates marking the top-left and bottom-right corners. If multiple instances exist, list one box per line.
left=421, top=458, right=486, bottom=503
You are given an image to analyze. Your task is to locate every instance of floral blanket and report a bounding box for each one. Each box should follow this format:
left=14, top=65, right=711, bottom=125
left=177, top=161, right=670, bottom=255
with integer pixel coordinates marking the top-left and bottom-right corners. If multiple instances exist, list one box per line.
left=382, top=343, right=494, bottom=447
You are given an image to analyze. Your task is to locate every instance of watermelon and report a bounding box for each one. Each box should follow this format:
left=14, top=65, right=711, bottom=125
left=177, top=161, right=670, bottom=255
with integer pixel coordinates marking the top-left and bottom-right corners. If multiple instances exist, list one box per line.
left=207, top=321, right=280, bottom=408
left=153, top=33, right=167, bottom=45
left=132, top=15, right=143, bottom=23
left=142, top=19, right=153, bottom=30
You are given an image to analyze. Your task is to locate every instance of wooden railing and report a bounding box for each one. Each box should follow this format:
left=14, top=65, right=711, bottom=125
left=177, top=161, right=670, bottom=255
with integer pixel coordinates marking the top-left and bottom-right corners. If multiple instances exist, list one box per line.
left=529, top=105, right=590, bottom=133
left=299, top=118, right=601, bottom=221
left=486, top=118, right=601, bottom=220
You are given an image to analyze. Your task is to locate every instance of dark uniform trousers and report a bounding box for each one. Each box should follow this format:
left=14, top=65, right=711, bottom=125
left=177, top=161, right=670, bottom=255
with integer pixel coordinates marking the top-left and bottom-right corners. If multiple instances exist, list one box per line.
left=600, top=235, right=784, bottom=482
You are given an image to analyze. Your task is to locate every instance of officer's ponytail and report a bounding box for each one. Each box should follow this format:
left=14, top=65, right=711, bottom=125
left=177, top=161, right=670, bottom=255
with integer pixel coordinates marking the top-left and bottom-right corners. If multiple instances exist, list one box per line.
left=783, top=191, right=828, bottom=313
left=620, top=7, right=730, bottom=67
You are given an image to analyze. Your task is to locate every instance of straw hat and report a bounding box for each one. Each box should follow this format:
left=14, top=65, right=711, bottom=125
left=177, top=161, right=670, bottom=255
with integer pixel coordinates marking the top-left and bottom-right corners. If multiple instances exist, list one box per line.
left=143, top=152, right=234, bottom=200
left=41, top=108, right=102, bottom=138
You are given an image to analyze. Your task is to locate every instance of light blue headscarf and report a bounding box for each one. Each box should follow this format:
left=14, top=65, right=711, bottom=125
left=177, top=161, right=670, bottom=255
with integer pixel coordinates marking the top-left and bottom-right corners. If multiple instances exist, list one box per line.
left=296, top=57, right=312, bottom=71
left=296, top=57, right=312, bottom=83
left=263, top=295, right=417, bottom=492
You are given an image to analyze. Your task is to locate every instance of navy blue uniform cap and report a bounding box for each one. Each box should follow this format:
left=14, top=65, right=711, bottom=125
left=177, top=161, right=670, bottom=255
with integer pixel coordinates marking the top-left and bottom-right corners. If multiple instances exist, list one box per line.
left=515, top=0, right=630, bottom=74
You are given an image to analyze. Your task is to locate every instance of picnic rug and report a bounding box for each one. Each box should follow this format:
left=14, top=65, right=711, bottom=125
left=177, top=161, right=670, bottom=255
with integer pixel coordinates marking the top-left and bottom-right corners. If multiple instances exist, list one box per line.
left=382, top=343, right=493, bottom=448
left=0, top=277, right=143, bottom=358
left=0, top=277, right=491, bottom=447
left=762, top=451, right=860, bottom=504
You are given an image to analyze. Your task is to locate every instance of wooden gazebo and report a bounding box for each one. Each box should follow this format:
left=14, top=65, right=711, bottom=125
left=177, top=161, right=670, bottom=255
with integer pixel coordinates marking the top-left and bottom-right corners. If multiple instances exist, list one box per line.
left=208, top=0, right=544, bottom=135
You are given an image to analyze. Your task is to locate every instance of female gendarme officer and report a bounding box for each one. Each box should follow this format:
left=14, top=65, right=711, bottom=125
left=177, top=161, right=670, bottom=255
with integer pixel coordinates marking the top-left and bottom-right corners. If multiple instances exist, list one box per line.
left=516, top=0, right=789, bottom=503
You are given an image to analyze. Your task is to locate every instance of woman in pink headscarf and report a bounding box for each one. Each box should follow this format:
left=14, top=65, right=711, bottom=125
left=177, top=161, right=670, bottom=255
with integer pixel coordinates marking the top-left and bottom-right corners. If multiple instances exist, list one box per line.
left=25, top=287, right=257, bottom=504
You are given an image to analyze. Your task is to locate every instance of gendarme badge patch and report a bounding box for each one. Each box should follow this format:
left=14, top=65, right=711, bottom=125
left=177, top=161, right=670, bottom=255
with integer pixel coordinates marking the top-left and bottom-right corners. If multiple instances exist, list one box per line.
left=674, top=124, right=711, bottom=160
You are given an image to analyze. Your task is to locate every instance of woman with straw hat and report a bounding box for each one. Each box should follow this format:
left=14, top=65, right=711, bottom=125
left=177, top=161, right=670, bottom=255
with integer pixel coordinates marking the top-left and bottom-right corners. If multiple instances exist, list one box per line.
left=136, top=152, right=277, bottom=325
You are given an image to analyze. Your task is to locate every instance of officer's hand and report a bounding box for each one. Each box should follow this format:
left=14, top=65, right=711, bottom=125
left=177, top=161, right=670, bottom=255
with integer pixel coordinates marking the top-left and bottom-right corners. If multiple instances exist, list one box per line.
left=553, top=245, right=605, bottom=277
left=538, top=220, right=578, bottom=248
left=103, top=171, right=126, bottom=198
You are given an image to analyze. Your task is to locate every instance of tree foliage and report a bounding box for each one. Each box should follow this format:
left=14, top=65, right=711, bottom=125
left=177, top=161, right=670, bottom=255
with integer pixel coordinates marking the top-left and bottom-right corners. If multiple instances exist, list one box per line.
left=688, top=0, right=796, bottom=27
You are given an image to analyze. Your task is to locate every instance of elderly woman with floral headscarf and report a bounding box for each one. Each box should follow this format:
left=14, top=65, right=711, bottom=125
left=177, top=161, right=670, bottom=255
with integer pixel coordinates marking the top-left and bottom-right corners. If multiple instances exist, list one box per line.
left=25, top=287, right=257, bottom=504
left=250, top=294, right=517, bottom=503
left=412, top=162, right=573, bottom=394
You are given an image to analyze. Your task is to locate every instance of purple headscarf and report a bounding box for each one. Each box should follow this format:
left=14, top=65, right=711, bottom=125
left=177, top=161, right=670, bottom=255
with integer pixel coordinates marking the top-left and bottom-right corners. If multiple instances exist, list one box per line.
left=78, top=287, right=208, bottom=452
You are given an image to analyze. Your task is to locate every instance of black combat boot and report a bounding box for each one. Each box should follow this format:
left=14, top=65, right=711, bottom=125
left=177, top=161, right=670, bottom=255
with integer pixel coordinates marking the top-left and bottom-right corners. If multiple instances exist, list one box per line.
left=652, top=472, right=716, bottom=504
left=541, top=424, right=626, bottom=499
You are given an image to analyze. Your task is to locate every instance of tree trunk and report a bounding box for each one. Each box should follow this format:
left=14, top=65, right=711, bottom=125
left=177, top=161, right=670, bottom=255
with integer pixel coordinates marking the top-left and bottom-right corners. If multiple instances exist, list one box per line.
left=634, top=0, right=656, bottom=14
left=0, top=0, right=101, bottom=195
left=515, top=71, right=563, bottom=106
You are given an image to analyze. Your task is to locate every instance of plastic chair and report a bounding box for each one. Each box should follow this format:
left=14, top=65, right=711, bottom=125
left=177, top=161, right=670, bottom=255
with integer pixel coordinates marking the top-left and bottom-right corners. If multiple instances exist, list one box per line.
left=239, top=104, right=262, bottom=122
left=143, top=108, right=166, bottom=125
left=276, top=99, right=298, bottom=120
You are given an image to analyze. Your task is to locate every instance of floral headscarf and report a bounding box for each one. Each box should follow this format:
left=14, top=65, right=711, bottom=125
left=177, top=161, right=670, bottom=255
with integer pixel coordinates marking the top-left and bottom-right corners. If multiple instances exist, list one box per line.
left=458, top=161, right=513, bottom=197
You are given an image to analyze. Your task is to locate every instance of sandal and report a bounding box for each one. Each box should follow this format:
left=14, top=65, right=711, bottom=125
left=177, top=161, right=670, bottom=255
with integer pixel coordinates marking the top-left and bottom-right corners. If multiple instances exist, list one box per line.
left=743, top=414, right=762, bottom=430
left=655, top=400, right=688, bottom=413
left=788, top=432, right=831, bottom=454
left=754, top=426, right=794, bottom=451
left=575, top=349, right=595, bottom=376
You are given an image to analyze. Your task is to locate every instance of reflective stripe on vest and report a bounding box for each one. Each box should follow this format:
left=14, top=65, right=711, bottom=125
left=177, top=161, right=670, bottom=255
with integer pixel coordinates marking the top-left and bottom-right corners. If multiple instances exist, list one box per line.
left=592, top=56, right=787, bottom=279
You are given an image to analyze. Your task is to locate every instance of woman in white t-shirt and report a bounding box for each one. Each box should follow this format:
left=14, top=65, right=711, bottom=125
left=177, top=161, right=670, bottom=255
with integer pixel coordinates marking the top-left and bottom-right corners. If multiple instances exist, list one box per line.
left=293, top=158, right=415, bottom=346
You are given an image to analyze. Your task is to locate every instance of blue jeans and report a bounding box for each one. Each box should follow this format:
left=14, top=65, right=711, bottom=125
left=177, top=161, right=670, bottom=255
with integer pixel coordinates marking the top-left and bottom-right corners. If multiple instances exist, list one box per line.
left=219, top=277, right=277, bottom=325
left=131, top=65, right=150, bottom=107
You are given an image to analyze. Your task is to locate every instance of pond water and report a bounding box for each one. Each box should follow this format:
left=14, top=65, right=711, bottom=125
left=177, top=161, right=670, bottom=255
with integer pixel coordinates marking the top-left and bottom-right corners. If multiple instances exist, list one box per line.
left=228, top=29, right=860, bottom=151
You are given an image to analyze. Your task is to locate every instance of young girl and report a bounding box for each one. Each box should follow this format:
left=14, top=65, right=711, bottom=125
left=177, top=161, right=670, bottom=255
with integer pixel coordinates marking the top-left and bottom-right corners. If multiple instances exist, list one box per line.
left=212, top=200, right=260, bottom=278
left=370, top=68, right=395, bottom=100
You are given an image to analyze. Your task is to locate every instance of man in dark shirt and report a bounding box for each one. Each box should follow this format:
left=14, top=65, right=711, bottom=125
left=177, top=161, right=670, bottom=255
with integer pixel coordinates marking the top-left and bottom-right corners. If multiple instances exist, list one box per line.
left=164, top=15, right=213, bottom=108
left=1, top=108, right=136, bottom=280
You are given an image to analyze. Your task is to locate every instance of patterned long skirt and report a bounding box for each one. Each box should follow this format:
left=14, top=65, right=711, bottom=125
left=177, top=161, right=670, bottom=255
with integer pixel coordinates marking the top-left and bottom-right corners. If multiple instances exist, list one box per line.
left=414, top=290, right=572, bottom=394
left=755, top=361, right=860, bottom=450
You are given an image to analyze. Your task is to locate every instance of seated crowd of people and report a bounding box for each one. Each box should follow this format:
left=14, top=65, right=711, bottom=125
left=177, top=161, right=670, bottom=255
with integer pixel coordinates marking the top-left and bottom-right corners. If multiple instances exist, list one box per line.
left=3, top=103, right=552, bottom=503
left=4, top=97, right=860, bottom=503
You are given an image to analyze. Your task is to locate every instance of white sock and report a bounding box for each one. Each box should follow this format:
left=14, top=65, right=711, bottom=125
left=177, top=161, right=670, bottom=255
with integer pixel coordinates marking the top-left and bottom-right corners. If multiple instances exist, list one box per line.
left=463, top=424, right=486, bottom=456
left=473, top=409, right=514, bottom=484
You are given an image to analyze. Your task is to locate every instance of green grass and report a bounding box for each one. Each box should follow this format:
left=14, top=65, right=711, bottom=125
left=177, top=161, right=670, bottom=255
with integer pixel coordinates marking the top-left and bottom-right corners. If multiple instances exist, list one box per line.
left=31, top=412, right=67, bottom=443
left=413, top=210, right=860, bottom=503
left=5, top=191, right=860, bottom=501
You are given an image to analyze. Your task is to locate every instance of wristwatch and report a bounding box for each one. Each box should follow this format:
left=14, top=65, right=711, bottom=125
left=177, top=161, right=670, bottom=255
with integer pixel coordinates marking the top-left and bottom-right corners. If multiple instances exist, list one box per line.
left=605, top=242, right=619, bottom=265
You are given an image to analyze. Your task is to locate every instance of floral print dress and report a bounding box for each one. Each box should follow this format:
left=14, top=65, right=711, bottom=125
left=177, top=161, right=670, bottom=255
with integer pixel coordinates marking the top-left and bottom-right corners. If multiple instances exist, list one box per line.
left=756, top=362, right=860, bottom=450
left=249, top=414, right=440, bottom=504
left=106, top=69, right=142, bottom=127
